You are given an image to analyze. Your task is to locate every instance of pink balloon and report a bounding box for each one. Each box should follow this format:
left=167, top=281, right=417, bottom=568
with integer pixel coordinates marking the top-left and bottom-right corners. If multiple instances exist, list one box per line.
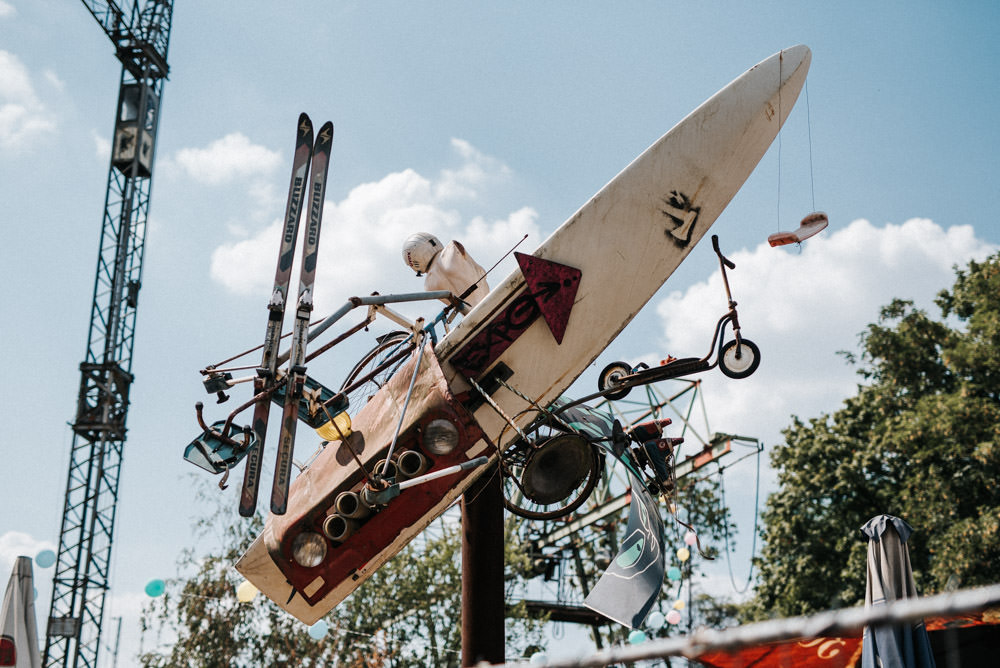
left=684, top=531, right=697, bottom=546
left=667, top=610, right=682, bottom=625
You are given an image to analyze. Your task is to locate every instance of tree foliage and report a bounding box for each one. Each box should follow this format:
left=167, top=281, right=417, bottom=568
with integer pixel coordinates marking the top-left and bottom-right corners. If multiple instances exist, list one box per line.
left=142, top=431, right=742, bottom=664
left=139, top=489, right=338, bottom=667
left=139, top=483, right=544, bottom=667
left=747, top=253, right=1000, bottom=619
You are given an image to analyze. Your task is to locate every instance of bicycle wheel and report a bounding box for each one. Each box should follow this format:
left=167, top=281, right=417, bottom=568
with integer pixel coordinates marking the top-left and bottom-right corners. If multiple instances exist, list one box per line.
left=598, top=361, right=633, bottom=400
left=501, top=421, right=604, bottom=520
left=719, top=338, right=760, bottom=379
left=339, top=331, right=413, bottom=409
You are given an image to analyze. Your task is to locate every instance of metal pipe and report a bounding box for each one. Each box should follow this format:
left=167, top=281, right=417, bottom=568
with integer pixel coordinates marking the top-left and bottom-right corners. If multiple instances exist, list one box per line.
left=462, top=464, right=505, bottom=666
left=322, top=514, right=358, bottom=543
left=307, top=291, right=454, bottom=342
left=374, top=458, right=398, bottom=482
left=497, top=583, right=1000, bottom=667
left=397, top=450, right=430, bottom=479
left=381, top=337, right=426, bottom=477
left=398, top=456, right=488, bottom=490
left=333, top=491, right=371, bottom=520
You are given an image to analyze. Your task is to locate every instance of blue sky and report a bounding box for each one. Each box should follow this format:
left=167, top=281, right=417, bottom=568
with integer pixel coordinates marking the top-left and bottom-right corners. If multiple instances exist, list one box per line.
left=2, top=1, right=999, bottom=663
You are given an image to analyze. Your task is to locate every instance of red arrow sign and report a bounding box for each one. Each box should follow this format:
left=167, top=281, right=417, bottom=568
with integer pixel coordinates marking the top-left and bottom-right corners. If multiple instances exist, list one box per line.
left=449, top=254, right=581, bottom=378
left=514, top=252, right=580, bottom=344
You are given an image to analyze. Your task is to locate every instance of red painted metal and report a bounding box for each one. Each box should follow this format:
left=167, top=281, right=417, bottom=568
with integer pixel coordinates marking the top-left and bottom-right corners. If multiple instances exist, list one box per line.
left=513, top=252, right=581, bottom=344
left=263, top=348, right=484, bottom=606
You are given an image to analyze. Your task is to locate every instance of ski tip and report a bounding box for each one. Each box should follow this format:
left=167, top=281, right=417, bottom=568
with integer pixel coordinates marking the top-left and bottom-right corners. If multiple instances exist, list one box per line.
left=316, top=121, right=334, bottom=146
left=297, top=115, right=313, bottom=141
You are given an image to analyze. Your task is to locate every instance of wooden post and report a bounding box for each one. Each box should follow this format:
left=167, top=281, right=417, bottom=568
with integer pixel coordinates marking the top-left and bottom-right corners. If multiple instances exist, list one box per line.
left=461, top=468, right=505, bottom=666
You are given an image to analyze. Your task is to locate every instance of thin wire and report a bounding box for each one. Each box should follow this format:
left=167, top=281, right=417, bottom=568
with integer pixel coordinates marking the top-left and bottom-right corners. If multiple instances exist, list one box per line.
left=777, top=49, right=783, bottom=230
left=717, top=443, right=762, bottom=595
left=805, top=80, right=817, bottom=211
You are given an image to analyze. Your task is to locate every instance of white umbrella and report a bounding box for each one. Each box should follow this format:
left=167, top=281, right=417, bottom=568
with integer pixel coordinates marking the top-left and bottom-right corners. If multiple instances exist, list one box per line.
left=860, top=515, right=936, bottom=668
left=0, top=556, right=41, bottom=668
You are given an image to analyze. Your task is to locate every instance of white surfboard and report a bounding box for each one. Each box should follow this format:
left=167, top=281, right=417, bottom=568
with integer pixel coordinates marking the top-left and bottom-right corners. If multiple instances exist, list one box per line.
left=237, top=45, right=811, bottom=623
left=438, top=44, right=812, bottom=447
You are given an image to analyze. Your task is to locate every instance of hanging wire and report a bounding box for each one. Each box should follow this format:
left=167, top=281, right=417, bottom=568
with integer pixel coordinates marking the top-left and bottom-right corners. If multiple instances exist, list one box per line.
left=805, top=80, right=817, bottom=211
left=776, top=49, right=784, bottom=230
left=716, top=442, right=763, bottom=595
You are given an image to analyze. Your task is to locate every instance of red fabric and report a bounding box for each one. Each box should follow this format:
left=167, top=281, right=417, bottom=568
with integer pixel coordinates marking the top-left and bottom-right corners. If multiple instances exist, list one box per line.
left=693, top=613, right=1000, bottom=668
left=695, top=635, right=862, bottom=668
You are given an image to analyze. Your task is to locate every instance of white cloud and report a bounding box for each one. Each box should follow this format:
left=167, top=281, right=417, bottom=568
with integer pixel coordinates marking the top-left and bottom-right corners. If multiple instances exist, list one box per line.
left=0, top=50, right=57, bottom=149
left=172, top=132, right=283, bottom=185
left=104, top=589, right=158, bottom=664
left=0, top=530, right=55, bottom=610
left=210, top=140, right=540, bottom=316
left=0, top=531, right=52, bottom=572
left=92, top=129, right=110, bottom=162
left=0, top=2, right=15, bottom=18
left=435, top=138, right=512, bottom=200
left=655, top=218, right=997, bottom=463
left=43, top=69, right=64, bottom=92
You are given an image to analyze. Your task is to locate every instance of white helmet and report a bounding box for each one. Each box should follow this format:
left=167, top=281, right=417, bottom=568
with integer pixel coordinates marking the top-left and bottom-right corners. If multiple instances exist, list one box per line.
left=402, top=232, right=443, bottom=275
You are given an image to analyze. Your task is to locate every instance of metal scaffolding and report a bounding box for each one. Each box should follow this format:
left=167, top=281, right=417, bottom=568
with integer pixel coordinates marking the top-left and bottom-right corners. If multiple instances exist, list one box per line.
left=44, top=3, right=172, bottom=666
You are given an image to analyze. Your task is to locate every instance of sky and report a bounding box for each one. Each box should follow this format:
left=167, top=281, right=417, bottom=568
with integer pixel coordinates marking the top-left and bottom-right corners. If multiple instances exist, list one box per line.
left=2, top=0, right=999, bottom=664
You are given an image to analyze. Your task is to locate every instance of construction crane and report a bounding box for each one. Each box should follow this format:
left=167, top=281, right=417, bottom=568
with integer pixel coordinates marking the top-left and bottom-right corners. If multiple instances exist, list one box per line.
left=44, top=3, right=173, bottom=667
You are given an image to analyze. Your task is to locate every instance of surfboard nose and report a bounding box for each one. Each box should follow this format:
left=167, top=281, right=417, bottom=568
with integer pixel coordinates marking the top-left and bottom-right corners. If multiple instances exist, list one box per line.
left=781, top=44, right=812, bottom=72
left=778, top=45, right=811, bottom=92
left=768, top=45, right=811, bottom=128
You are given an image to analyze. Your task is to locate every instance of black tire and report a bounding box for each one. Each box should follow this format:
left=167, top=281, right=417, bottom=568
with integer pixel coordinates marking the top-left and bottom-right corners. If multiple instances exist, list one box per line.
left=598, top=361, right=633, bottom=400
left=339, top=331, right=412, bottom=408
left=719, top=338, right=760, bottom=379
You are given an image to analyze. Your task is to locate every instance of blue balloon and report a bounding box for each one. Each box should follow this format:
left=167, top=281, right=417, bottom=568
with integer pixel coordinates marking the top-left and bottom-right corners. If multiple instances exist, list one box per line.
left=628, top=629, right=647, bottom=644
left=667, top=566, right=682, bottom=581
left=145, top=579, right=166, bottom=597
left=646, top=610, right=666, bottom=629
left=308, top=620, right=329, bottom=640
left=36, top=549, right=56, bottom=568
left=529, top=651, right=548, bottom=665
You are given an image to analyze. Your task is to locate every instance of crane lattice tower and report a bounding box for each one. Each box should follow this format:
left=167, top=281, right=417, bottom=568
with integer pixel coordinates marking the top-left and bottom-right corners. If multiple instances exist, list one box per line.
left=44, top=2, right=172, bottom=666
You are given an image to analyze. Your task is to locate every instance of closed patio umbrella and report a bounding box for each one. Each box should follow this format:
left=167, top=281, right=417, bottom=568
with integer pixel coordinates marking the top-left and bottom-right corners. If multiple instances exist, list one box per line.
left=861, top=515, right=936, bottom=668
left=0, top=556, right=41, bottom=668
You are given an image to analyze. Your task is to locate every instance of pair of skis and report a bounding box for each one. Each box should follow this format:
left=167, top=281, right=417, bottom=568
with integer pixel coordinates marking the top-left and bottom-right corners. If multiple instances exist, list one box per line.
left=240, top=113, right=334, bottom=517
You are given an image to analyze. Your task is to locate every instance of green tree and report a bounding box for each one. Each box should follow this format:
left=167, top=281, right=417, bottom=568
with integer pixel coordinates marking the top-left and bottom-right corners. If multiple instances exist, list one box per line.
left=139, top=489, right=342, bottom=667
left=139, top=483, right=545, bottom=667
left=746, top=253, right=1000, bottom=619
left=141, top=398, right=746, bottom=663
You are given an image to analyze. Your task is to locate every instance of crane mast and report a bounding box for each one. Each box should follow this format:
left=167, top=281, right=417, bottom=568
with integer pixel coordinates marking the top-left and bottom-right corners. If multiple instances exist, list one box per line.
left=44, top=3, right=173, bottom=666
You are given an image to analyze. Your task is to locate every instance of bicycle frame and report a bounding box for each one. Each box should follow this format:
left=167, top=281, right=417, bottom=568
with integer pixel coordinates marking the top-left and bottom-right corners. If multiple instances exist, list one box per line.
left=189, top=290, right=467, bottom=458
left=560, top=234, right=758, bottom=410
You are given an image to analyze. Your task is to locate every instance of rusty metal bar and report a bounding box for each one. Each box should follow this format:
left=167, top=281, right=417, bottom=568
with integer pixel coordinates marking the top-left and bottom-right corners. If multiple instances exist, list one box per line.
left=498, top=583, right=1000, bottom=667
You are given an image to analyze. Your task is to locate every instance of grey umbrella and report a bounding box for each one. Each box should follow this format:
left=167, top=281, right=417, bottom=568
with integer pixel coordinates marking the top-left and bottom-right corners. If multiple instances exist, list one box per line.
left=861, top=515, right=936, bottom=668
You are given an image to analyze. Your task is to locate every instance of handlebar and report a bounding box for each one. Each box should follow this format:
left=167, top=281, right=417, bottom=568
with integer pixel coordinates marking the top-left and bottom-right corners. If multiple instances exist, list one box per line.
left=711, top=234, right=736, bottom=270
